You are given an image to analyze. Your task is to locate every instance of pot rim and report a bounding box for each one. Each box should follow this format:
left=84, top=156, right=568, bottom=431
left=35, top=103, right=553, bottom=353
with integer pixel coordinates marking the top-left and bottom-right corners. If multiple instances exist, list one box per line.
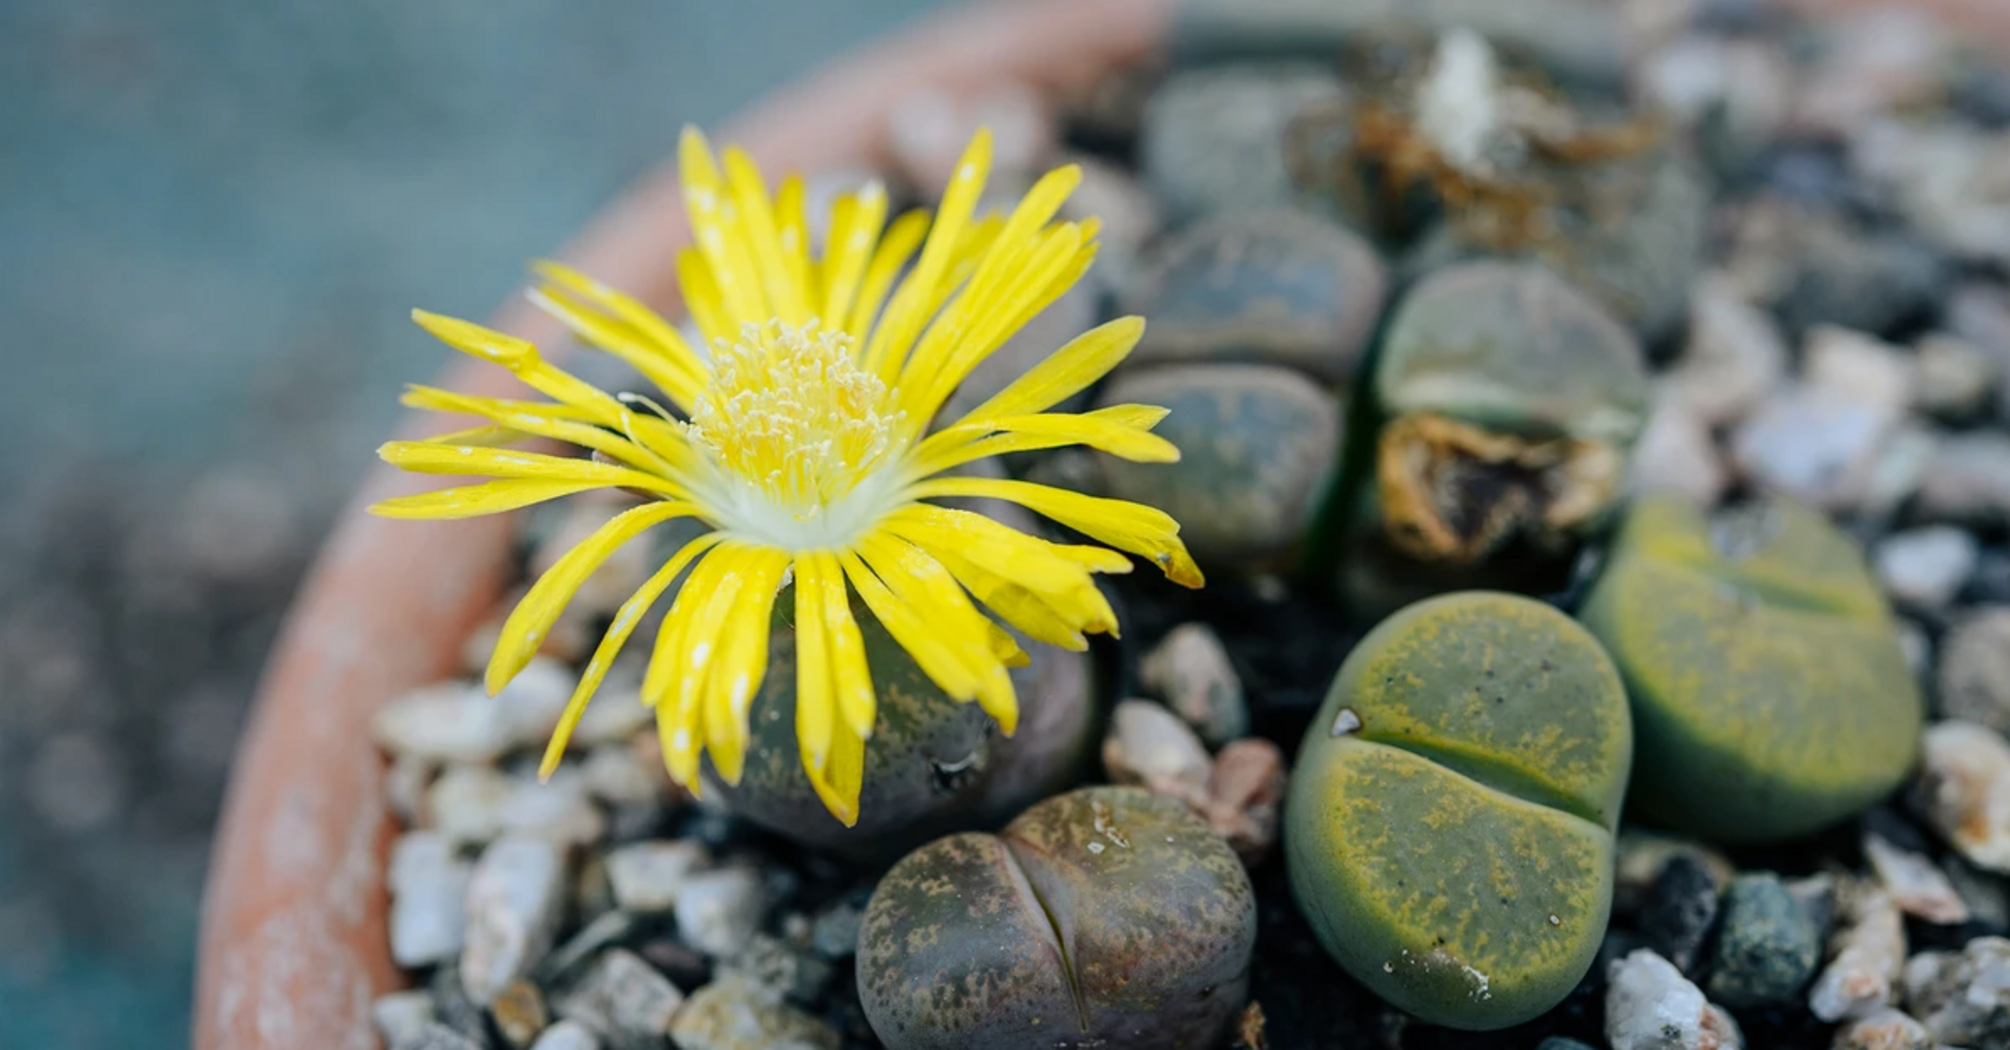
left=193, top=1, right=1169, bottom=1046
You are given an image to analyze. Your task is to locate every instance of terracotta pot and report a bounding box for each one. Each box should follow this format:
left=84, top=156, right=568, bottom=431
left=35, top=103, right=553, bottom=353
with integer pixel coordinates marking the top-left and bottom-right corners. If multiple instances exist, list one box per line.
left=194, top=0, right=2009, bottom=1046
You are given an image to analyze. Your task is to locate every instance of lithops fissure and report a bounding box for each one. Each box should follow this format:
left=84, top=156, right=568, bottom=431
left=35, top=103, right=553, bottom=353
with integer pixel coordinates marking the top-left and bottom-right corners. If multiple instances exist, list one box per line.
left=1580, top=495, right=1923, bottom=843
left=1287, top=592, right=1633, bottom=1030
left=858, top=786, right=1257, bottom=1050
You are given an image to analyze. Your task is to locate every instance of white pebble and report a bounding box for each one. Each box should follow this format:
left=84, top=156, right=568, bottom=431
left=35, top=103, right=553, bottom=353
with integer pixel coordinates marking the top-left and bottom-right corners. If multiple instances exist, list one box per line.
left=462, top=836, right=569, bottom=1005
left=1912, top=721, right=2010, bottom=873
left=673, top=865, right=769, bottom=957
left=1874, top=527, right=1978, bottom=608
left=607, top=840, right=712, bottom=914
left=1607, top=948, right=1743, bottom=1050
left=389, top=831, right=472, bottom=968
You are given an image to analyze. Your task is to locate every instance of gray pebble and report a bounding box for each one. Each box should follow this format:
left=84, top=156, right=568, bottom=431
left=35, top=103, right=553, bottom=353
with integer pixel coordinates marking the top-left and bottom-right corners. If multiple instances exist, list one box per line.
left=1642, top=853, right=1723, bottom=974
left=462, top=836, right=570, bottom=1005
left=553, top=948, right=684, bottom=1050
left=721, top=932, right=833, bottom=1005
left=536, top=910, right=638, bottom=988
left=1917, top=432, right=2010, bottom=527
left=1630, top=391, right=1728, bottom=508
left=406, top=1023, right=486, bottom=1050
left=1138, top=623, right=1247, bottom=748
left=386, top=754, right=436, bottom=827
left=1874, top=527, right=1979, bottom=609
left=1773, top=211, right=1946, bottom=339
left=371, top=990, right=438, bottom=1049
left=1606, top=949, right=1744, bottom=1050
left=1831, top=1008, right=1933, bottom=1050
left=669, top=976, right=841, bottom=1050
left=1615, top=831, right=1736, bottom=918
left=1139, top=64, right=1345, bottom=226
left=1664, top=278, right=1788, bottom=428
left=673, top=865, right=770, bottom=958
left=1705, top=872, right=1822, bottom=1008
left=1939, top=608, right=2010, bottom=733
left=1913, top=333, right=2000, bottom=419
left=1536, top=1040, right=1597, bottom=1050
left=1901, top=936, right=2010, bottom=1046
left=527, top=1020, right=600, bottom=1050
left=605, top=840, right=709, bottom=915
left=810, top=901, right=863, bottom=961
left=501, top=768, right=607, bottom=848
left=580, top=743, right=667, bottom=808
left=428, top=764, right=513, bottom=846
left=1730, top=387, right=1898, bottom=513
left=390, top=831, right=472, bottom=968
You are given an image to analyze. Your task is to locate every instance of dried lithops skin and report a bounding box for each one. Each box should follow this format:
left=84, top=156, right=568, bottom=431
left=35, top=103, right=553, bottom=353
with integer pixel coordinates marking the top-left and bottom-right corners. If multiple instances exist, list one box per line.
left=1377, top=411, right=1625, bottom=563
left=713, top=600, right=1095, bottom=859
left=858, top=786, right=1257, bottom=1050
left=1096, top=363, right=1342, bottom=568
left=1120, top=209, right=1388, bottom=383
left=1369, top=260, right=1647, bottom=568
left=1287, top=592, right=1632, bottom=1030
left=1579, top=496, right=1923, bottom=844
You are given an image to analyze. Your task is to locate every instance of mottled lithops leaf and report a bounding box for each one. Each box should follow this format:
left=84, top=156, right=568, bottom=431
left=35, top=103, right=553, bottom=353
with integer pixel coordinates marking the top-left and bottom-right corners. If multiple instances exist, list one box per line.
left=713, top=597, right=1095, bottom=859
left=1120, top=209, right=1388, bottom=382
left=1579, top=495, right=1923, bottom=844
left=858, top=786, right=1256, bottom=1050
left=1096, top=363, right=1342, bottom=568
left=1287, top=591, right=1632, bottom=1030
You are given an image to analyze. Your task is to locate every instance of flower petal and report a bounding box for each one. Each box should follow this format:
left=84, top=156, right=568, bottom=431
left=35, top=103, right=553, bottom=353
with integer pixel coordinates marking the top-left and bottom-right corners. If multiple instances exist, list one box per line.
left=908, top=476, right=1205, bottom=588
left=723, top=148, right=810, bottom=327
left=680, top=127, right=770, bottom=329
left=702, top=546, right=791, bottom=786
left=819, top=182, right=888, bottom=332
left=539, top=530, right=723, bottom=778
left=955, top=316, right=1144, bottom=423
left=371, top=478, right=608, bottom=520
left=486, top=500, right=700, bottom=696
left=377, top=441, right=686, bottom=499
left=862, top=129, right=991, bottom=379
left=853, top=534, right=1018, bottom=735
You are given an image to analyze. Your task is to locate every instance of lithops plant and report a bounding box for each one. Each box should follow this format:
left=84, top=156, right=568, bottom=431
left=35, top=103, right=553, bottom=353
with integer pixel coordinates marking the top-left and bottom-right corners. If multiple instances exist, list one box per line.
left=1579, top=495, right=1923, bottom=843
left=1095, top=209, right=1385, bottom=570
left=713, top=601, right=1095, bottom=858
left=1287, top=591, right=1633, bottom=1030
left=1367, top=260, right=1648, bottom=567
left=858, top=786, right=1256, bottom=1050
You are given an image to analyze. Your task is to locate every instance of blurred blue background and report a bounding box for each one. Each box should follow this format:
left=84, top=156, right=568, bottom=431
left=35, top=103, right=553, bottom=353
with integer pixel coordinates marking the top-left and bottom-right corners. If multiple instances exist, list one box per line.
left=0, top=1, right=953, bottom=1045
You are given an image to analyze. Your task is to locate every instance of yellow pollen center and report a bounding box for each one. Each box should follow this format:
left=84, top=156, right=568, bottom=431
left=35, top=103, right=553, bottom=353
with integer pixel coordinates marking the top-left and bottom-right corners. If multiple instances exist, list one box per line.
left=685, top=321, right=904, bottom=542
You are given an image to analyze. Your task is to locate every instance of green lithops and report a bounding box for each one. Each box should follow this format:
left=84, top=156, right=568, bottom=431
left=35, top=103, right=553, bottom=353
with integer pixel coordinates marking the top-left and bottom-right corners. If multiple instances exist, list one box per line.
left=1365, top=260, right=1647, bottom=568
left=1287, top=591, right=1633, bottom=1030
left=713, top=599, right=1095, bottom=858
left=858, top=786, right=1256, bottom=1050
left=1578, top=495, right=1924, bottom=843
left=1096, top=363, right=1343, bottom=568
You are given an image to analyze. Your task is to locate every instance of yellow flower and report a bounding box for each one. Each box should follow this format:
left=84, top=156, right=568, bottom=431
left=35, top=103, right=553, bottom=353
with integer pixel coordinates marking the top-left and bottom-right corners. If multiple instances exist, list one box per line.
left=372, top=127, right=1203, bottom=824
